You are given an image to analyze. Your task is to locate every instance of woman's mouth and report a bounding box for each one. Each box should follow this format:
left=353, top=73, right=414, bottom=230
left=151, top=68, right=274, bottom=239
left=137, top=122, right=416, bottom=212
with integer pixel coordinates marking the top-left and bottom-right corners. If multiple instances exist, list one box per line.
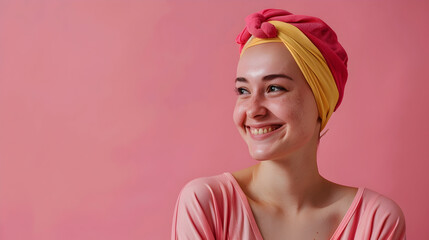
left=246, top=125, right=283, bottom=136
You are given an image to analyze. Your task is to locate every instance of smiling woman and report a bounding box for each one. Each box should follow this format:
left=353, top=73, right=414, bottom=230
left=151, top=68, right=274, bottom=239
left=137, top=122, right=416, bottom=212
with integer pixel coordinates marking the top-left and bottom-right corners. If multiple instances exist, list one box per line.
left=171, top=9, right=406, bottom=240
left=233, top=42, right=320, bottom=162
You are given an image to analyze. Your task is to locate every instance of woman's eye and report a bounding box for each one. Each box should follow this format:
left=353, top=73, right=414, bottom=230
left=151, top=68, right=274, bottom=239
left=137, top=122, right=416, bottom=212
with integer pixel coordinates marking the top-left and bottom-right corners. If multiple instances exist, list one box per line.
left=268, top=85, right=286, bottom=92
left=235, top=87, right=250, bottom=95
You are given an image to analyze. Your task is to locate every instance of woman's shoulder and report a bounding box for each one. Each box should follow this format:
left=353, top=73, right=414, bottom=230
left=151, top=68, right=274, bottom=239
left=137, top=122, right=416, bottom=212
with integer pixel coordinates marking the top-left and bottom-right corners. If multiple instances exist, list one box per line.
left=172, top=174, right=233, bottom=238
left=353, top=188, right=406, bottom=239
left=172, top=173, right=243, bottom=233
left=360, top=188, right=405, bottom=217
left=176, top=172, right=236, bottom=206
left=172, top=173, right=258, bottom=239
left=180, top=172, right=231, bottom=191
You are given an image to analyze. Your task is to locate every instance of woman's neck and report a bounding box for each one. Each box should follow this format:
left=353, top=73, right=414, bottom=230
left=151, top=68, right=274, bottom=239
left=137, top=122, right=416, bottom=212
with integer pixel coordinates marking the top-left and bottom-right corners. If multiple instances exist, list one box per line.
left=246, top=142, right=331, bottom=214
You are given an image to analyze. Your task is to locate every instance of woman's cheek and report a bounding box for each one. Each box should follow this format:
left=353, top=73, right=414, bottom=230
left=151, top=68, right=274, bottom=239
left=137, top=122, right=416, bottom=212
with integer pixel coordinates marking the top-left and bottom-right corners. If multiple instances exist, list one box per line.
left=276, top=97, right=301, bottom=120
left=267, top=99, right=298, bottom=122
left=233, top=100, right=246, bottom=129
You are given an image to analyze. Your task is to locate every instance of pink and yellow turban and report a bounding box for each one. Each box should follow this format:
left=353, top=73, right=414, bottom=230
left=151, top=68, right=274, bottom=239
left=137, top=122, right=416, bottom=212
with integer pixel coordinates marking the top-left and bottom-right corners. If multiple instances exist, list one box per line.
left=236, top=9, right=348, bottom=131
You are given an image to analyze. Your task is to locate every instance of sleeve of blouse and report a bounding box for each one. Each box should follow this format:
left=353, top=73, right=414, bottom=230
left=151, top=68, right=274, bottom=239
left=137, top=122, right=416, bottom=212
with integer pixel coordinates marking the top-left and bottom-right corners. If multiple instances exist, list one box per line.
left=171, top=178, right=219, bottom=240
left=365, top=193, right=407, bottom=240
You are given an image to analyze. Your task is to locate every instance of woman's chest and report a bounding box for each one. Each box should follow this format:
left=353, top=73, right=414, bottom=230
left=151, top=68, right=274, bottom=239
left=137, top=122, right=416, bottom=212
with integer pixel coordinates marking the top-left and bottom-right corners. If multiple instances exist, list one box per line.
left=249, top=204, right=342, bottom=240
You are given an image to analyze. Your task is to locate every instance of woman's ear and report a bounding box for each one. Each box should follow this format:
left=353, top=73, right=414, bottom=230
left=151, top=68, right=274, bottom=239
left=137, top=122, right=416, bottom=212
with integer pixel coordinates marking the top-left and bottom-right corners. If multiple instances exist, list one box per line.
left=317, top=117, right=323, bottom=141
left=319, top=117, right=330, bottom=140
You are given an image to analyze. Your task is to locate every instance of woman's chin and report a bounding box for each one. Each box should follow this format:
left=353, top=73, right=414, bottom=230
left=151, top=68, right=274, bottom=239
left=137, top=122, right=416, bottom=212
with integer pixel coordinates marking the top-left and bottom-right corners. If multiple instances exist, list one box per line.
left=249, top=148, right=278, bottom=161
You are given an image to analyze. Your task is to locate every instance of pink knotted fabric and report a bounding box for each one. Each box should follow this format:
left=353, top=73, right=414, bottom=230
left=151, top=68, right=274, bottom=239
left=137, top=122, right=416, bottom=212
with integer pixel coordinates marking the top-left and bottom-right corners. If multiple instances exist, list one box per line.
left=245, top=13, right=278, bottom=38
left=236, top=9, right=348, bottom=110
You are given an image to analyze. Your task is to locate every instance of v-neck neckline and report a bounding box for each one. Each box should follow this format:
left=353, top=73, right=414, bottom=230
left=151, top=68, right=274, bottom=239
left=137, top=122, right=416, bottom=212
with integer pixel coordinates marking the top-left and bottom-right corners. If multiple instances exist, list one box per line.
left=223, top=172, right=364, bottom=240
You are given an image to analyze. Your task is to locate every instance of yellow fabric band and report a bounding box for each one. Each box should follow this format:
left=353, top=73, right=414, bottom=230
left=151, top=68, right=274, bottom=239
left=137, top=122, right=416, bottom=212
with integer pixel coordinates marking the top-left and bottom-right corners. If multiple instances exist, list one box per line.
left=241, top=21, right=339, bottom=131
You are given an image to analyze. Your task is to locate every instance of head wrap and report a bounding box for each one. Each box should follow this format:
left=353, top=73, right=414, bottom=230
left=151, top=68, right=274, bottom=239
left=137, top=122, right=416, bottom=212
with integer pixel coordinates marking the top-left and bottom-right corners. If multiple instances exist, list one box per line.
left=236, top=9, right=348, bottom=131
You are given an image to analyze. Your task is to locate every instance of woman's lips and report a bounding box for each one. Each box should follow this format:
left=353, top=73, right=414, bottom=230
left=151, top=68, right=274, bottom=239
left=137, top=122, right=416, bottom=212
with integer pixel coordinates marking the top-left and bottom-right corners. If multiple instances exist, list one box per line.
left=246, top=124, right=284, bottom=139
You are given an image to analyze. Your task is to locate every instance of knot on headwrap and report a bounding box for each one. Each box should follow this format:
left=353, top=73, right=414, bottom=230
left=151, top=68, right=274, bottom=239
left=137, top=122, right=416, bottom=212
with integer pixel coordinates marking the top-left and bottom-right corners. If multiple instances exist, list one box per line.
left=245, top=13, right=278, bottom=38
left=236, top=9, right=348, bottom=131
left=236, top=9, right=294, bottom=49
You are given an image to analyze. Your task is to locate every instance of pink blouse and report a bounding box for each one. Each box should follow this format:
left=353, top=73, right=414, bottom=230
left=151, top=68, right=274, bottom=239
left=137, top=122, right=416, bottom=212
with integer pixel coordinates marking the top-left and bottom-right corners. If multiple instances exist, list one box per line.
left=171, top=172, right=406, bottom=240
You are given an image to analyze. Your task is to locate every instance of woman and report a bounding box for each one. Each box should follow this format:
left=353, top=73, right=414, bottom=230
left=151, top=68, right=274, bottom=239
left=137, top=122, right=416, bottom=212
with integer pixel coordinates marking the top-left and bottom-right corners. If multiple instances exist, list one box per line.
left=171, top=9, right=406, bottom=240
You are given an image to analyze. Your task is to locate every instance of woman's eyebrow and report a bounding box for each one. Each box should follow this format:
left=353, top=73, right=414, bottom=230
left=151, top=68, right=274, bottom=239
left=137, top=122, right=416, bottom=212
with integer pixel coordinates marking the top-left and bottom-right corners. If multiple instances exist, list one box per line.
left=235, top=74, right=293, bottom=83
left=235, top=77, right=247, bottom=82
left=263, top=74, right=293, bottom=81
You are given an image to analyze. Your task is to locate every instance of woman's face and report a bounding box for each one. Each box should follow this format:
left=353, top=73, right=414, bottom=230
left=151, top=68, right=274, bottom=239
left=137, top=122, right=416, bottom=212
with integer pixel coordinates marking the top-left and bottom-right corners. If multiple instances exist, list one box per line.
left=233, top=42, right=320, bottom=160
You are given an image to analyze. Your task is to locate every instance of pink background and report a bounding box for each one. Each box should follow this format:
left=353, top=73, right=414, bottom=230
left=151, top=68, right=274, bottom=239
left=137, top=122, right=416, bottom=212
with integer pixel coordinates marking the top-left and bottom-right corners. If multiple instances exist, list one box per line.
left=1, top=0, right=428, bottom=239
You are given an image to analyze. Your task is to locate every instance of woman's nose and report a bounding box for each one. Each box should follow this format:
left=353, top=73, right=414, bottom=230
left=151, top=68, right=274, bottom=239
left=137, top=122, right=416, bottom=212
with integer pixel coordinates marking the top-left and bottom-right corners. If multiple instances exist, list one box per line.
left=246, top=94, right=267, bottom=119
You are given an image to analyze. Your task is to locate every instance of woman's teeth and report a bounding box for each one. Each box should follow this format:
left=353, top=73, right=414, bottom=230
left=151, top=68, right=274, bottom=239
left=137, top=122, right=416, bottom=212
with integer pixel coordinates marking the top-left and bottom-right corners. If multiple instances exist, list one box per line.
left=250, top=127, right=274, bottom=135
